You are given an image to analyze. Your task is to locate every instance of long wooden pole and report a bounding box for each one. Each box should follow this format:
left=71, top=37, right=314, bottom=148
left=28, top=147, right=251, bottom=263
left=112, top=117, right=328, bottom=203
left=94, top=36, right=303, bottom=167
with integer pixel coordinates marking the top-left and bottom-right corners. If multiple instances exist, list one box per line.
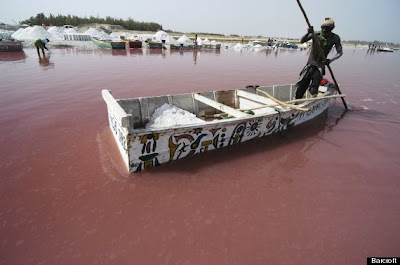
left=296, top=0, right=348, bottom=110
left=239, top=94, right=346, bottom=111
left=256, top=89, right=309, bottom=112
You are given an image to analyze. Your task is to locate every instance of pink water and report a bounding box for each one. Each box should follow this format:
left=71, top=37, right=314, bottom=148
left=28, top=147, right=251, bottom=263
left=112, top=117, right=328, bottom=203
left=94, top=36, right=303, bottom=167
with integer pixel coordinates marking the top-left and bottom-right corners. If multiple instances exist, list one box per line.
left=1, top=47, right=399, bottom=265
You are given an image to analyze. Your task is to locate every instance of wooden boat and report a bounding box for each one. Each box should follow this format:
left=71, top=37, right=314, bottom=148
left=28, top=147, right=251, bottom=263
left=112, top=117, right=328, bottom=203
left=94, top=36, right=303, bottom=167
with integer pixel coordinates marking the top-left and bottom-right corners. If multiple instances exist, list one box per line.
left=282, top=43, right=299, bottom=49
left=377, top=47, right=393, bottom=52
left=91, top=37, right=112, bottom=49
left=102, top=84, right=343, bottom=173
left=201, top=43, right=221, bottom=50
left=0, top=40, right=23, bottom=52
left=146, top=40, right=163, bottom=49
left=128, top=40, right=142, bottom=48
left=111, top=41, right=126, bottom=50
left=91, top=37, right=126, bottom=49
left=168, top=43, right=184, bottom=50
left=167, top=43, right=198, bottom=50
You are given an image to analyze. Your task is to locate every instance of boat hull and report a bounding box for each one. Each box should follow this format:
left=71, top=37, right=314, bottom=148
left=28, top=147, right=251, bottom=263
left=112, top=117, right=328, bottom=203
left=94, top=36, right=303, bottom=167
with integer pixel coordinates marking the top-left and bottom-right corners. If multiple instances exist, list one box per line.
left=129, top=104, right=327, bottom=172
left=147, top=41, right=163, bottom=49
left=91, top=38, right=112, bottom=49
left=0, top=41, right=23, bottom=52
left=377, top=48, right=393, bottom=52
left=128, top=41, right=142, bottom=48
left=201, top=43, right=221, bottom=50
left=111, top=41, right=126, bottom=49
left=102, top=85, right=333, bottom=173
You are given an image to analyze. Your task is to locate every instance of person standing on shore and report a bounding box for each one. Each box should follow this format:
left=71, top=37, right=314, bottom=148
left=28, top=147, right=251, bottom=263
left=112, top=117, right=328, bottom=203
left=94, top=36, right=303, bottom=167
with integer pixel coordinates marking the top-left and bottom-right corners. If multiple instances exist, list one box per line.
left=294, top=18, right=343, bottom=99
left=34, top=38, right=50, bottom=57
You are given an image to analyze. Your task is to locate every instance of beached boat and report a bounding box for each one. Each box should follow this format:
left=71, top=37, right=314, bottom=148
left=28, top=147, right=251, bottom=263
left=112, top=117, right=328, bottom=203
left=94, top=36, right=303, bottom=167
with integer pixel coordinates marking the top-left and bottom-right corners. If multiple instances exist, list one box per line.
left=168, top=43, right=183, bottom=50
left=111, top=41, right=126, bottom=50
left=102, top=84, right=342, bottom=173
left=146, top=40, right=163, bottom=49
left=128, top=40, right=142, bottom=48
left=282, top=43, right=299, bottom=49
left=0, top=40, right=23, bottom=52
left=91, top=37, right=112, bottom=49
left=91, top=37, right=126, bottom=49
left=201, top=43, right=221, bottom=50
left=377, top=47, right=394, bottom=52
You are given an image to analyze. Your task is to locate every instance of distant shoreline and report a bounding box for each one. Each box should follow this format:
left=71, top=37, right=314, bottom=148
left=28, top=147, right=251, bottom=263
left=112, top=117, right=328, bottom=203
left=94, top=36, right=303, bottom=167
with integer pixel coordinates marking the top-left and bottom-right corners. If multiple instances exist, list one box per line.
left=1, top=23, right=398, bottom=47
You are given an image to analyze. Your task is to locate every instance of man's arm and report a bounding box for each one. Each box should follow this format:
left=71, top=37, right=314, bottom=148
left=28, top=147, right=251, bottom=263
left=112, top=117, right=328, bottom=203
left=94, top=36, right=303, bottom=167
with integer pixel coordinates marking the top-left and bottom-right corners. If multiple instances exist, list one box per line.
left=327, top=35, right=343, bottom=64
left=300, top=31, right=313, bottom=43
left=300, top=26, right=315, bottom=43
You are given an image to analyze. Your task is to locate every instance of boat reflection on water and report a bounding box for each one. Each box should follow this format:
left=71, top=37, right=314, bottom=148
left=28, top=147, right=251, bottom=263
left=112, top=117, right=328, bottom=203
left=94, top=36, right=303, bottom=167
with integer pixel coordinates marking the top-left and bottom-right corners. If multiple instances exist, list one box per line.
left=111, top=49, right=128, bottom=56
left=126, top=48, right=143, bottom=56
left=0, top=51, right=27, bottom=62
left=145, top=48, right=164, bottom=55
left=108, top=48, right=143, bottom=56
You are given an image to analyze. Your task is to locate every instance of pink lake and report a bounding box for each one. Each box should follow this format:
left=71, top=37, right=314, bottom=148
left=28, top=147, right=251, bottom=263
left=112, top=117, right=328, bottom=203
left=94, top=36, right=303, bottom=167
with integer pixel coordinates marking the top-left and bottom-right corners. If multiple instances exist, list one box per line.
left=0, top=46, right=399, bottom=265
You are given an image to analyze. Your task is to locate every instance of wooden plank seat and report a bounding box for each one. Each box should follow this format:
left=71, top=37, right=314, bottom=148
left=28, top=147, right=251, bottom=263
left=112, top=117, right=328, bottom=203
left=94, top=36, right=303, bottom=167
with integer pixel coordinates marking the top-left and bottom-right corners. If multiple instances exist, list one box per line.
left=237, top=89, right=277, bottom=105
left=193, top=93, right=251, bottom=118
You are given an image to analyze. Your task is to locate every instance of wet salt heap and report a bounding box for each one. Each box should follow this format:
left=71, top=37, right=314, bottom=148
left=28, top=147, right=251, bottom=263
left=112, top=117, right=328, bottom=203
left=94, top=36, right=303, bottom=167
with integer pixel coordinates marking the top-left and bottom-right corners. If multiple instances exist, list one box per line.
left=146, top=104, right=205, bottom=129
left=83, top=28, right=112, bottom=40
left=177, top=35, right=192, bottom=44
left=12, top=26, right=53, bottom=40
left=152, top=30, right=179, bottom=44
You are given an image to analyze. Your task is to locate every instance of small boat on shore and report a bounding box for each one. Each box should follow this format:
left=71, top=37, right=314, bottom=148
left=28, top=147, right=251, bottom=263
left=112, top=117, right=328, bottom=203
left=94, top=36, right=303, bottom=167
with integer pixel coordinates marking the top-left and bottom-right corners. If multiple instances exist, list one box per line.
left=377, top=47, right=394, bottom=52
left=202, top=43, right=221, bottom=50
left=146, top=40, right=163, bottom=49
left=0, top=40, right=23, bottom=52
left=128, top=40, right=142, bottom=48
left=92, top=37, right=112, bottom=49
left=102, top=84, right=343, bottom=173
left=111, top=41, right=126, bottom=50
left=92, top=38, right=126, bottom=49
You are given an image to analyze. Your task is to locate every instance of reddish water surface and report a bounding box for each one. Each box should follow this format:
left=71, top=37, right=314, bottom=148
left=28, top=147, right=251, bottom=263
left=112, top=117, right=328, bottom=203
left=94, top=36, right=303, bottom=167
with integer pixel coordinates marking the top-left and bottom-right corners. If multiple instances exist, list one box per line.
left=1, top=46, right=399, bottom=265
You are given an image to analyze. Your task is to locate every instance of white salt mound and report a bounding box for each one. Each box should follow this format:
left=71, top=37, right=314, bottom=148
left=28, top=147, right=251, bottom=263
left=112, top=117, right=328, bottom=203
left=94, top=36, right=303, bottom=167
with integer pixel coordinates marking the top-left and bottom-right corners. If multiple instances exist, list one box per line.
left=177, top=35, right=191, bottom=44
left=47, top=26, right=65, bottom=40
left=12, top=26, right=53, bottom=40
left=83, top=28, right=111, bottom=40
left=146, top=104, right=205, bottom=129
left=152, top=30, right=179, bottom=44
left=0, top=29, right=14, bottom=39
left=64, top=28, right=78, bottom=34
left=153, top=30, right=170, bottom=41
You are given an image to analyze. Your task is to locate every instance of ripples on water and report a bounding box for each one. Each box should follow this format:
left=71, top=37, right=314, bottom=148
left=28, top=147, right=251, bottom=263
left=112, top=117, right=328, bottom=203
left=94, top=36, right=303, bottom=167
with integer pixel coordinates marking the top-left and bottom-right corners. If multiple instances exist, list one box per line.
left=0, top=46, right=399, bottom=265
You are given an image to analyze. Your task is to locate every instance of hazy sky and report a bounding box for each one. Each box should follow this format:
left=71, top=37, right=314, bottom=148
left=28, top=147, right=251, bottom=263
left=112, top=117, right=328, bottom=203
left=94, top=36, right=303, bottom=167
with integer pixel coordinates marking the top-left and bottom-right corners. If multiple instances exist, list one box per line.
left=1, top=0, right=399, bottom=43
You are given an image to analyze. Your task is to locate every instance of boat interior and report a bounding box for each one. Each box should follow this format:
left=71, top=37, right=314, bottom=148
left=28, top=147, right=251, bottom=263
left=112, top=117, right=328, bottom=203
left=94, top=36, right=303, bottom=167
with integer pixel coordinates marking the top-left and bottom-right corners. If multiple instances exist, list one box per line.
left=116, top=84, right=323, bottom=130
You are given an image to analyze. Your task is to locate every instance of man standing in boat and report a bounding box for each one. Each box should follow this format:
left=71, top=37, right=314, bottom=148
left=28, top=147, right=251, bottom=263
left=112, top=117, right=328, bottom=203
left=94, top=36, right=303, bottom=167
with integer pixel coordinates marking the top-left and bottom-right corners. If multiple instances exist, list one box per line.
left=294, top=18, right=343, bottom=99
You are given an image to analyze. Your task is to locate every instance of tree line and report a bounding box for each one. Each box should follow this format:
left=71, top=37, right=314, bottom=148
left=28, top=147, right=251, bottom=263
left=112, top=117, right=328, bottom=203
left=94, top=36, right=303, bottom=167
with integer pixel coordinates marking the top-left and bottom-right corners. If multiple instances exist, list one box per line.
left=20, top=13, right=163, bottom=32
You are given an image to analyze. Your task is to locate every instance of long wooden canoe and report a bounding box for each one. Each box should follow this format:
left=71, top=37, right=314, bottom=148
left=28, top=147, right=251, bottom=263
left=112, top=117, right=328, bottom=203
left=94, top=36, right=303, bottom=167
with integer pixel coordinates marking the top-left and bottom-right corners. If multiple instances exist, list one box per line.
left=91, top=37, right=112, bottom=49
left=0, top=40, right=23, bottom=52
left=102, top=84, right=342, bottom=173
left=128, top=40, right=142, bottom=48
